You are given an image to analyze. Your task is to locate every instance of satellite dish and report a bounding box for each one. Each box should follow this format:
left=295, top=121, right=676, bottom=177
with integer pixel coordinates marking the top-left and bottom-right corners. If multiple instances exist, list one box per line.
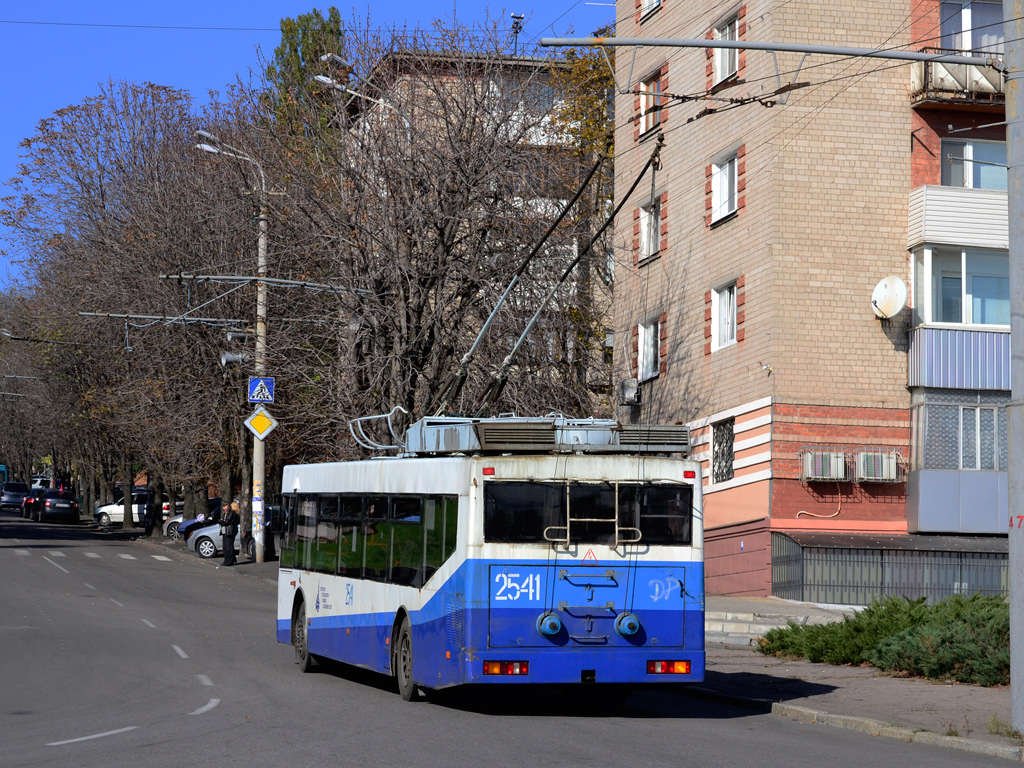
left=871, top=276, right=907, bottom=319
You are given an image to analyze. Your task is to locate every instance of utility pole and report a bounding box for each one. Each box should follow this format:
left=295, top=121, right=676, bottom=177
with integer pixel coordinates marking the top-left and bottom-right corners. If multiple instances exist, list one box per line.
left=1006, top=0, right=1024, bottom=732
left=252, top=202, right=268, bottom=564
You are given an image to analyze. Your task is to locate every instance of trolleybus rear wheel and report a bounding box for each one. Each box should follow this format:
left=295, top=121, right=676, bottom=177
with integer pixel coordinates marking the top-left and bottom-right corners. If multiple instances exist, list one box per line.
left=395, top=616, right=415, bottom=701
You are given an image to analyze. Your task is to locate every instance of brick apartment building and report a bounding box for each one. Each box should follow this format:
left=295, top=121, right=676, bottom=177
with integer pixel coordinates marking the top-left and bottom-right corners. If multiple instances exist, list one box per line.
left=612, top=0, right=1009, bottom=602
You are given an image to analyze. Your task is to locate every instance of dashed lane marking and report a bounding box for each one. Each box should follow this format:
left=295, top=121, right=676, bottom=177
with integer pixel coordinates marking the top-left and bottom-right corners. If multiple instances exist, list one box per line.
left=151, top=555, right=171, bottom=561
left=197, top=675, right=213, bottom=686
left=14, top=549, right=29, bottom=556
left=189, top=699, right=220, bottom=715
left=43, top=557, right=69, bottom=574
left=48, top=551, right=66, bottom=557
left=83, top=583, right=96, bottom=590
left=117, top=554, right=136, bottom=560
left=47, top=726, right=138, bottom=746
left=141, top=619, right=156, bottom=628
left=110, top=599, right=124, bottom=608
left=84, top=553, right=100, bottom=558
left=172, top=645, right=189, bottom=659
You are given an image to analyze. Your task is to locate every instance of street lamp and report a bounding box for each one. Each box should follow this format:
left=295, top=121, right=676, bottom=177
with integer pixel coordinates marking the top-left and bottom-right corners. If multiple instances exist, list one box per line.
left=195, top=129, right=270, bottom=564
left=315, top=55, right=412, bottom=144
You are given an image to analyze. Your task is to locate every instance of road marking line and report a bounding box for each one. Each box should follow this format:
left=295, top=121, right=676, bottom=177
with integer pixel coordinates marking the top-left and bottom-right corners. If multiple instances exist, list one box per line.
left=43, top=557, right=69, bottom=574
left=110, top=599, right=124, bottom=608
left=83, top=583, right=96, bottom=590
left=172, top=645, right=189, bottom=659
left=189, top=699, right=220, bottom=715
left=84, top=552, right=101, bottom=558
left=48, top=551, right=66, bottom=557
left=141, top=619, right=156, bottom=628
left=118, top=554, right=136, bottom=560
left=152, top=555, right=171, bottom=561
left=14, top=549, right=29, bottom=556
left=197, top=674, right=213, bottom=686
left=47, top=726, right=138, bottom=746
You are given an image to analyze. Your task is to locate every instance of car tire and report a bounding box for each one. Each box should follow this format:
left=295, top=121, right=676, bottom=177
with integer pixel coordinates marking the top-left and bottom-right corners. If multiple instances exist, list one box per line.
left=246, top=539, right=255, bottom=560
left=98, top=512, right=111, bottom=527
left=167, top=521, right=180, bottom=540
left=395, top=616, right=416, bottom=702
left=196, top=537, right=217, bottom=559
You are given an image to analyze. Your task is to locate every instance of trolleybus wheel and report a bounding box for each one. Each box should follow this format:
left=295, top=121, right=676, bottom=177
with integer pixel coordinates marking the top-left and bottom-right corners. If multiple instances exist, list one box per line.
left=294, top=602, right=317, bottom=673
left=395, top=616, right=415, bottom=701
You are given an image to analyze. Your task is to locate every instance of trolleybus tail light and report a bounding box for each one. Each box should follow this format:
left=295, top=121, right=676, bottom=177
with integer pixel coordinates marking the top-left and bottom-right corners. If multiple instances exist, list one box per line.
left=483, top=661, right=529, bottom=675
left=482, top=467, right=495, bottom=476
left=684, top=470, right=696, bottom=478
left=647, top=660, right=691, bottom=675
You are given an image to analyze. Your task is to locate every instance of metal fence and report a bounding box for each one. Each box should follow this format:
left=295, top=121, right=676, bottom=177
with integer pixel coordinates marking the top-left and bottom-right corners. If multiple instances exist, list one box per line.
left=771, top=533, right=1007, bottom=605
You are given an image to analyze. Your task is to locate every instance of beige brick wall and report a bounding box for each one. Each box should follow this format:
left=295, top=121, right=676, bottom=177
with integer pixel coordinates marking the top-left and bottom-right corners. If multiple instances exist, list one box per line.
left=614, top=0, right=912, bottom=426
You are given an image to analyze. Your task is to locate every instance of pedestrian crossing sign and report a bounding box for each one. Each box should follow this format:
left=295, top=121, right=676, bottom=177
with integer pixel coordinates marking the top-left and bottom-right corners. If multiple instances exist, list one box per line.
left=245, top=405, right=278, bottom=441
left=248, top=377, right=275, bottom=403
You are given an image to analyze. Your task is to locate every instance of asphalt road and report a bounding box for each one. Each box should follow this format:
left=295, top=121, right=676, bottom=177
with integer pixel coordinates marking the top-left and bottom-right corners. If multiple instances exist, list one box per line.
left=0, top=510, right=1009, bottom=768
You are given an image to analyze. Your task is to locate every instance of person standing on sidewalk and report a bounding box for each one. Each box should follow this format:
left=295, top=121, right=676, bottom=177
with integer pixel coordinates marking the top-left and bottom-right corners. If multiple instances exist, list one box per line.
left=221, top=501, right=240, bottom=567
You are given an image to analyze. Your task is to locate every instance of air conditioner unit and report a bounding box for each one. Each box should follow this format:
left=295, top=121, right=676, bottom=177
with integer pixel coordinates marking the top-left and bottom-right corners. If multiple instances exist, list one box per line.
left=855, top=451, right=900, bottom=483
left=618, top=378, right=640, bottom=406
left=800, top=451, right=848, bottom=482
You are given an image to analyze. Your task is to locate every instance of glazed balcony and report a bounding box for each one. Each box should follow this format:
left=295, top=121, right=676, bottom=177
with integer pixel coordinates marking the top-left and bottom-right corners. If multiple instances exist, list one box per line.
left=910, top=48, right=1004, bottom=109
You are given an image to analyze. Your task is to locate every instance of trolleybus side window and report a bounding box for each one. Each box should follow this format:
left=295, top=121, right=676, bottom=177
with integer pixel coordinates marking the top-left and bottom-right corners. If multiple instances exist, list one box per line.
left=363, top=496, right=389, bottom=582
left=338, top=495, right=363, bottom=578
left=296, top=496, right=317, bottom=571
left=313, top=495, right=341, bottom=574
left=424, top=495, right=458, bottom=580
left=390, top=497, right=422, bottom=587
left=280, top=495, right=299, bottom=568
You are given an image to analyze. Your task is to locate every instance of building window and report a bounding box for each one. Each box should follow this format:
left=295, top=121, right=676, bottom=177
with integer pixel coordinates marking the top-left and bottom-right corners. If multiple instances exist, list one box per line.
left=711, top=152, right=738, bottom=222
left=941, top=1, right=1004, bottom=54
left=713, top=16, right=739, bottom=84
left=639, top=73, right=662, bottom=134
left=712, top=418, right=735, bottom=483
left=913, top=247, right=1009, bottom=326
left=638, top=318, right=661, bottom=381
left=712, top=283, right=737, bottom=350
left=640, top=0, right=661, bottom=18
left=639, top=197, right=661, bottom=261
left=961, top=406, right=999, bottom=470
left=941, top=139, right=1006, bottom=190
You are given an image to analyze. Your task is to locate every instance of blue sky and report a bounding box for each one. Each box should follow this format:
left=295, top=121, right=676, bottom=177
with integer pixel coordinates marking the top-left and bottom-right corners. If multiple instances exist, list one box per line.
left=0, top=1, right=615, bottom=288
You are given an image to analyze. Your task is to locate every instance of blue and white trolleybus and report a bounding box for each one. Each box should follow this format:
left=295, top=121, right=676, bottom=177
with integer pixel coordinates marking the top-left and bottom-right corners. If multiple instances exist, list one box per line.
left=277, top=415, right=704, bottom=699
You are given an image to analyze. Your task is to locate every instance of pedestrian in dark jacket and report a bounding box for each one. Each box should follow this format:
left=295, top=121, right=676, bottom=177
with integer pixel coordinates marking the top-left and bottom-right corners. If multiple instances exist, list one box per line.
left=221, top=501, right=240, bottom=566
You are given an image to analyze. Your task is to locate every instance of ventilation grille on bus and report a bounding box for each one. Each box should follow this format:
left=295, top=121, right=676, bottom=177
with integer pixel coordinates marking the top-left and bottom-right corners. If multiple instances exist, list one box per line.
left=475, top=423, right=557, bottom=451
left=618, top=425, right=691, bottom=453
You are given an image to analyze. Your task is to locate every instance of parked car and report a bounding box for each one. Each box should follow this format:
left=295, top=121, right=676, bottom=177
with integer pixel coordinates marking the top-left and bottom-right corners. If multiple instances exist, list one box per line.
left=187, top=520, right=242, bottom=560
left=164, top=497, right=219, bottom=540
left=0, top=481, right=30, bottom=511
left=179, top=507, right=221, bottom=544
left=94, top=491, right=151, bottom=527
left=22, top=486, right=48, bottom=518
left=32, top=489, right=80, bottom=524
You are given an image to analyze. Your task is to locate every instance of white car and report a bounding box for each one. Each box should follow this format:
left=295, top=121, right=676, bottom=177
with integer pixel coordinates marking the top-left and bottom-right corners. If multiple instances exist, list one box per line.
left=94, top=492, right=149, bottom=526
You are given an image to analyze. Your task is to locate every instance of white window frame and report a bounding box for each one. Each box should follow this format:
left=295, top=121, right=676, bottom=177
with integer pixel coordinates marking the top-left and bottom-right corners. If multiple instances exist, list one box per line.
left=711, top=282, right=737, bottom=351
left=639, top=197, right=661, bottom=261
left=941, top=0, right=1003, bottom=54
left=912, top=246, right=1009, bottom=327
left=713, top=17, right=739, bottom=84
left=640, top=0, right=661, bottom=18
left=959, top=405, right=999, bottom=470
left=638, top=318, right=661, bottom=381
left=711, top=152, right=738, bottom=222
left=639, top=73, right=662, bottom=134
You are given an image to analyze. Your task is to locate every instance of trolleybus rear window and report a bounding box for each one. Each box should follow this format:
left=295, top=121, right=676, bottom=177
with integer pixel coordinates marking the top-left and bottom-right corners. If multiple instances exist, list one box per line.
left=483, top=481, right=692, bottom=545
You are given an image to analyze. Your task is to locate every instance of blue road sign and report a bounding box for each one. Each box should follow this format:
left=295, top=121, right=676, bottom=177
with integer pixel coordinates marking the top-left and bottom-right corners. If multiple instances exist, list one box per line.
left=248, top=377, right=275, bottom=403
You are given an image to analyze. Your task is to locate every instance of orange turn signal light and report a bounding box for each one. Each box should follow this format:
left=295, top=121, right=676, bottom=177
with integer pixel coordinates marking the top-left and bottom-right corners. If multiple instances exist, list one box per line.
left=647, top=660, right=691, bottom=675
left=483, top=661, right=529, bottom=675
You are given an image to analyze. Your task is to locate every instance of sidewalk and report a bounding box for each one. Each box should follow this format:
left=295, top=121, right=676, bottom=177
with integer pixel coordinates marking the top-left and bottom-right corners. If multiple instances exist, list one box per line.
left=133, top=533, right=1020, bottom=760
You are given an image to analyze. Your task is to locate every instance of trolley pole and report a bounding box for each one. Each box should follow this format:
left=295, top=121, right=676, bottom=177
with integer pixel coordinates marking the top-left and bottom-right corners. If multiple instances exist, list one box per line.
left=1006, top=0, right=1024, bottom=733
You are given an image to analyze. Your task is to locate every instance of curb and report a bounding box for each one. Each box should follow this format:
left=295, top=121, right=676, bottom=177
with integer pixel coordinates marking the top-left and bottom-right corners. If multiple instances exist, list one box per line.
left=686, top=686, right=1023, bottom=761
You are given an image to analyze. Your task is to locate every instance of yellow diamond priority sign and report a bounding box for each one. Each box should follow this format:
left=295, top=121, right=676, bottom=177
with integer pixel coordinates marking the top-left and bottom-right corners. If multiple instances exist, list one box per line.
left=245, top=405, right=278, bottom=441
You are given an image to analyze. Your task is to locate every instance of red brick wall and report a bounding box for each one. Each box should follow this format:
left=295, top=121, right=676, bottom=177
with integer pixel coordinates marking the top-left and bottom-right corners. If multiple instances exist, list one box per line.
left=911, top=109, right=1006, bottom=188
left=772, top=403, right=909, bottom=523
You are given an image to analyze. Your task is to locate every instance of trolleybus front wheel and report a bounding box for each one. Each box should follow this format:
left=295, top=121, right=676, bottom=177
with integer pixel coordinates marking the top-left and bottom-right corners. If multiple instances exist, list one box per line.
left=294, top=601, right=318, bottom=673
left=395, top=616, right=416, bottom=701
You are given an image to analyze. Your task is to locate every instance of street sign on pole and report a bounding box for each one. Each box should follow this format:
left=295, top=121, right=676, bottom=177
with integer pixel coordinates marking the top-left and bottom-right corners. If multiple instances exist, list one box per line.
left=245, top=405, right=278, bottom=441
left=248, top=376, right=275, bottom=403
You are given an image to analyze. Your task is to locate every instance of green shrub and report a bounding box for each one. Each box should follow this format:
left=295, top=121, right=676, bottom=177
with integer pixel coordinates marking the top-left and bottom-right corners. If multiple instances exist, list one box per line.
left=755, top=593, right=1009, bottom=687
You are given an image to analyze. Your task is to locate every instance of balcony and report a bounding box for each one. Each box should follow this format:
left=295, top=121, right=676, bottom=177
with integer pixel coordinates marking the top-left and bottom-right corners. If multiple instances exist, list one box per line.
left=907, top=327, right=1009, bottom=390
left=907, top=185, right=1006, bottom=252
left=910, top=48, right=1004, bottom=109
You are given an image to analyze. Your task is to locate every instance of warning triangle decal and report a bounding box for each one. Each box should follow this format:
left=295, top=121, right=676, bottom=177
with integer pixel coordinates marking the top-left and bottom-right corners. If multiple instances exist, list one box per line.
left=582, top=548, right=598, bottom=566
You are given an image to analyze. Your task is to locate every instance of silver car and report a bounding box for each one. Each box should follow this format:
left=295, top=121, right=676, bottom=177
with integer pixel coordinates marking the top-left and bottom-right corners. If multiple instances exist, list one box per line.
left=186, top=521, right=242, bottom=560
